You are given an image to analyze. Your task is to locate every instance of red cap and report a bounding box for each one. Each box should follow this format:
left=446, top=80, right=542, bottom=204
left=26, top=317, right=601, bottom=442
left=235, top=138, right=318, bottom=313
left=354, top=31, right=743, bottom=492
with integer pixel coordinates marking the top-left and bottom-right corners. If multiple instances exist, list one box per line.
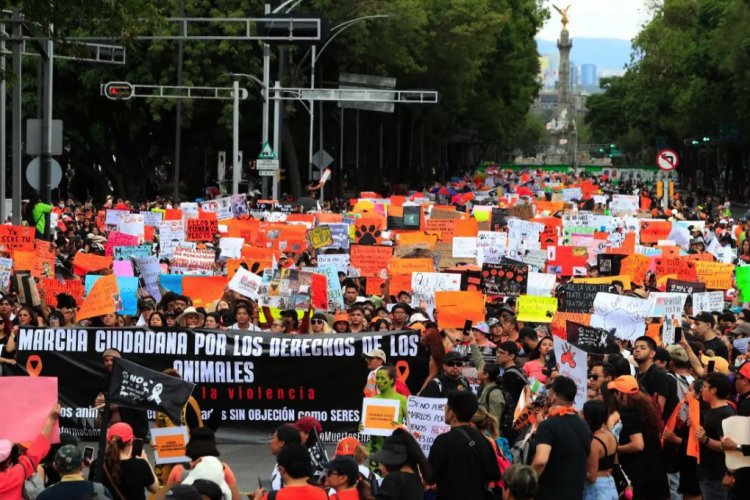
left=335, top=437, right=361, bottom=457
left=739, top=361, right=750, bottom=380
left=294, top=416, right=323, bottom=435
left=106, top=422, right=134, bottom=444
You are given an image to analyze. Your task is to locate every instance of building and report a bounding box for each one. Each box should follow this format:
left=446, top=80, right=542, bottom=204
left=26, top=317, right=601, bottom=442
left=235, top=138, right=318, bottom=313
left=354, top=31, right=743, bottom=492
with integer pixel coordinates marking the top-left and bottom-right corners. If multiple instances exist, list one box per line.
left=570, top=61, right=579, bottom=88
left=581, top=63, right=597, bottom=88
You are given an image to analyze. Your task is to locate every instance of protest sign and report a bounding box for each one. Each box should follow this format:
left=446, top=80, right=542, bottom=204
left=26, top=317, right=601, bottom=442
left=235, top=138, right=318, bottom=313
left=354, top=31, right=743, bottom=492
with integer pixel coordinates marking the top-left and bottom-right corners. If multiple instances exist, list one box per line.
left=648, top=292, right=686, bottom=344
left=118, top=213, right=145, bottom=238
left=425, top=218, right=457, bottom=241
left=553, top=338, right=587, bottom=410
left=350, top=245, right=392, bottom=277
left=565, top=321, right=619, bottom=354
left=200, top=196, right=234, bottom=220
left=546, top=245, right=588, bottom=276
left=411, top=272, right=461, bottom=317
left=113, top=260, right=134, bottom=277
left=151, top=426, right=190, bottom=465
left=692, top=291, right=724, bottom=315
left=551, top=312, right=592, bottom=340
left=407, top=396, right=450, bottom=455
left=319, top=223, right=350, bottom=250
left=85, top=275, right=138, bottom=316
left=171, top=248, right=215, bottom=275
left=218, top=237, right=244, bottom=259
left=620, top=254, right=650, bottom=285
left=132, top=255, right=162, bottom=300
left=723, top=416, right=750, bottom=471
left=0, top=257, right=12, bottom=288
left=12, top=250, right=34, bottom=272
left=77, top=274, right=119, bottom=321
left=362, top=397, right=401, bottom=436
left=0, top=376, right=59, bottom=443
left=317, top=265, right=345, bottom=311
left=32, top=240, right=55, bottom=279
left=526, top=272, right=557, bottom=297
left=142, top=211, right=163, bottom=227
left=476, top=231, right=506, bottom=265
left=186, top=219, right=219, bottom=242
left=113, top=244, right=152, bottom=261
left=309, top=226, right=334, bottom=249
left=317, top=254, right=350, bottom=274
left=105, top=232, right=139, bottom=257
left=591, top=293, right=651, bottom=341
left=666, top=278, right=705, bottom=295
left=655, top=257, right=696, bottom=281
left=228, top=267, right=263, bottom=301
left=737, top=266, right=750, bottom=301
left=693, top=261, right=733, bottom=289
left=159, top=220, right=186, bottom=259
left=434, top=291, right=485, bottom=328
left=481, top=262, right=528, bottom=296
left=183, top=276, right=228, bottom=307
left=39, top=278, right=85, bottom=308
left=561, top=283, right=611, bottom=313
left=389, top=257, right=434, bottom=275
left=517, top=295, right=557, bottom=323
left=105, top=209, right=129, bottom=226
left=452, top=237, right=477, bottom=258
left=72, top=253, right=113, bottom=275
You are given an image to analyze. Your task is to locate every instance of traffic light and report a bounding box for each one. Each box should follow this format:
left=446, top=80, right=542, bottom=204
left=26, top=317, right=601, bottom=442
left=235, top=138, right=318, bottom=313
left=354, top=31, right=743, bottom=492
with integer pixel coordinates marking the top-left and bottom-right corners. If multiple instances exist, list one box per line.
left=702, top=136, right=711, bottom=142
left=103, top=82, right=134, bottom=100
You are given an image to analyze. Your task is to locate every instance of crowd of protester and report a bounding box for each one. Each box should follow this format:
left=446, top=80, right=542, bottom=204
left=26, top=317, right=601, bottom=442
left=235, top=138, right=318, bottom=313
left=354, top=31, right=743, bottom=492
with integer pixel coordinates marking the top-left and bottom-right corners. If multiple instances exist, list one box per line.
left=2, top=167, right=750, bottom=500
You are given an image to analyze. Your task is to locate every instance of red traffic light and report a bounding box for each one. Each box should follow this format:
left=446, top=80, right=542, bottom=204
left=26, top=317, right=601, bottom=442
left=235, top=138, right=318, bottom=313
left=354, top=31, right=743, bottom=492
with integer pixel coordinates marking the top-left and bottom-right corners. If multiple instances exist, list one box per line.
left=103, top=82, right=134, bottom=100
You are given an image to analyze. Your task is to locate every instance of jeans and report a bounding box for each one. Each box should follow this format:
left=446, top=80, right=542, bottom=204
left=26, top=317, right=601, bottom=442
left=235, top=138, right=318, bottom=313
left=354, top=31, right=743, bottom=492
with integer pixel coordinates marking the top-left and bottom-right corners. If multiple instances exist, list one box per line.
left=668, top=472, right=682, bottom=500
left=699, top=479, right=729, bottom=500
left=584, top=475, right=618, bottom=500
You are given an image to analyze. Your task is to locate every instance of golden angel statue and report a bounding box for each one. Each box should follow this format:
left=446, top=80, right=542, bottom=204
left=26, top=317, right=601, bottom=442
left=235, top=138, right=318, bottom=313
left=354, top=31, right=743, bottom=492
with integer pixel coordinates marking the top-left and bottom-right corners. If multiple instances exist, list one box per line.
left=553, top=4, right=572, bottom=28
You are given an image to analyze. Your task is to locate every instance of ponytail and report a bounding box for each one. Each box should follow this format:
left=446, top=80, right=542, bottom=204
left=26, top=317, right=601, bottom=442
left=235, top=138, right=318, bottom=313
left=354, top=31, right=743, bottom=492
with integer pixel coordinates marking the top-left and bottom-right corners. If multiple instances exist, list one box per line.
left=105, top=437, right=125, bottom=485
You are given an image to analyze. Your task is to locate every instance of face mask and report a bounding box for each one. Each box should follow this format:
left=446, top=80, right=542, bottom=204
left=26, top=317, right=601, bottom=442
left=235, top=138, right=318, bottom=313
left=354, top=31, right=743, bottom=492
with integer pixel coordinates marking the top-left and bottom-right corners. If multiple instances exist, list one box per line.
left=733, top=337, right=750, bottom=355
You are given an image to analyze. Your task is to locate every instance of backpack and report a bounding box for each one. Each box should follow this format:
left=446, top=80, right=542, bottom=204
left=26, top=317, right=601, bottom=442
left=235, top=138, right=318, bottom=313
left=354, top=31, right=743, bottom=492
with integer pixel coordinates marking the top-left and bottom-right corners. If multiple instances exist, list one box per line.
left=498, top=367, right=528, bottom=439
left=432, top=374, right=470, bottom=396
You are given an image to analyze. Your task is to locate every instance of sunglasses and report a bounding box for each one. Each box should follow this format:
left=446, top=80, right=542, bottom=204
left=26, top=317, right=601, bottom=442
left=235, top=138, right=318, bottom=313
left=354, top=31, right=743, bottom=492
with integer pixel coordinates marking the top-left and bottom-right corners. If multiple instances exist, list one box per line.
left=588, top=374, right=600, bottom=380
left=445, top=361, right=463, bottom=367
left=311, top=319, right=325, bottom=324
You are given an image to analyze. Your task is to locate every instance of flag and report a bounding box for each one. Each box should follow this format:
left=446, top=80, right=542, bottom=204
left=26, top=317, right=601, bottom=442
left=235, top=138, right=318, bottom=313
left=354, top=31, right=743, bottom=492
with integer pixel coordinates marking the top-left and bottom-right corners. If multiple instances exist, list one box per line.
left=108, top=357, right=195, bottom=423
left=565, top=321, right=619, bottom=355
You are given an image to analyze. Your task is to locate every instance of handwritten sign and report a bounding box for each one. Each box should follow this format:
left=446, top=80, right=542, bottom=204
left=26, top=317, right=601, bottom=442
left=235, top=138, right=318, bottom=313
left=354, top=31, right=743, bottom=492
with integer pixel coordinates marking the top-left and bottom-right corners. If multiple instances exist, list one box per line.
left=481, top=262, right=528, bottom=296
left=186, top=219, right=218, bottom=242
left=362, top=397, right=401, bottom=436
left=666, top=278, right=705, bottom=295
left=350, top=245, right=392, bottom=277
left=561, top=283, right=611, bottom=313
left=171, top=248, right=215, bottom=275
left=228, top=267, right=262, bottom=300
left=517, top=295, right=557, bottom=323
left=692, top=291, right=724, bottom=315
left=308, top=226, right=334, bottom=249
left=77, top=274, right=119, bottom=321
left=406, top=396, right=450, bottom=455
left=565, top=321, right=619, bottom=354
left=693, top=261, right=733, bottom=290
left=591, top=293, right=651, bottom=341
left=0, top=225, right=35, bottom=251
left=553, top=338, right=587, bottom=410
left=411, top=272, right=461, bottom=317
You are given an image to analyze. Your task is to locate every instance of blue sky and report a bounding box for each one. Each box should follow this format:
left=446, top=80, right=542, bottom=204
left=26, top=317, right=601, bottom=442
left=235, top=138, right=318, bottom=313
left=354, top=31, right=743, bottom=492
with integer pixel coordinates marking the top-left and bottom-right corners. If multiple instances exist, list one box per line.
left=537, top=0, right=653, bottom=41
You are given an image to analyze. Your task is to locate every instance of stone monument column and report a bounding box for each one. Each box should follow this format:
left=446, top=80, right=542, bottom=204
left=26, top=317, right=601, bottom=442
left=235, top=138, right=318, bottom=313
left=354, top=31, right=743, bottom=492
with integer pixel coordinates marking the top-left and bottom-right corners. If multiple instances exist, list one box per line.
left=557, top=29, right=573, bottom=114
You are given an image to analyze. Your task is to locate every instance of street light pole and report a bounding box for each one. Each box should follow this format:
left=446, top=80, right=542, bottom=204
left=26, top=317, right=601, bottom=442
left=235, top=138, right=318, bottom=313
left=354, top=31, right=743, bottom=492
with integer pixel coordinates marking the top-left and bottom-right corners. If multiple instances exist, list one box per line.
left=232, top=79, right=240, bottom=195
left=273, top=81, right=281, bottom=201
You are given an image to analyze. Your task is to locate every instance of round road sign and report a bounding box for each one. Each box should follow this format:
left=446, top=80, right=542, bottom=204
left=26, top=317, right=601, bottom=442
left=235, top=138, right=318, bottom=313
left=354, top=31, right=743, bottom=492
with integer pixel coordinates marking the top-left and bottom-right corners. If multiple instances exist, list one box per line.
left=656, top=149, right=679, bottom=171
left=26, top=157, right=63, bottom=191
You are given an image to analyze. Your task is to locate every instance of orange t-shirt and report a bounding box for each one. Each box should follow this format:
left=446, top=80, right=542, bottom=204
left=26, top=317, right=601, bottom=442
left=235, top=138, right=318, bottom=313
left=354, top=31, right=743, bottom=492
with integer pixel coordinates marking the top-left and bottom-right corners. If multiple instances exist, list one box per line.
left=263, top=485, right=328, bottom=500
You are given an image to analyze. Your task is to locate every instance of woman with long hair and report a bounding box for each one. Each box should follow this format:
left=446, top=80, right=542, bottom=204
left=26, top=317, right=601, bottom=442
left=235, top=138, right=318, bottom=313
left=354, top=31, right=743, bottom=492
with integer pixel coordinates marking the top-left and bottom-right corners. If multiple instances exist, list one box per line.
left=476, top=362, right=506, bottom=426
left=148, top=312, right=167, bottom=328
left=582, top=400, right=618, bottom=500
left=740, top=239, right=750, bottom=263
left=15, top=306, right=39, bottom=327
left=0, top=314, right=17, bottom=375
left=308, top=312, right=333, bottom=334
left=103, top=422, right=158, bottom=499
left=522, top=336, right=555, bottom=384
left=371, top=428, right=429, bottom=499
left=607, top=376, right=669, bottom=500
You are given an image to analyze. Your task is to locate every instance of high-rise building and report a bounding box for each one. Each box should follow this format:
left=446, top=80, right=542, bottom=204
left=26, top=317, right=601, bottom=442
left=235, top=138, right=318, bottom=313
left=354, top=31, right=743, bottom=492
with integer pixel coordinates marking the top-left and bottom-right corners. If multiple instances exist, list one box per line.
left=581, top=63, right=597, bottom=87
left=570, top=61, right=579, bottom=88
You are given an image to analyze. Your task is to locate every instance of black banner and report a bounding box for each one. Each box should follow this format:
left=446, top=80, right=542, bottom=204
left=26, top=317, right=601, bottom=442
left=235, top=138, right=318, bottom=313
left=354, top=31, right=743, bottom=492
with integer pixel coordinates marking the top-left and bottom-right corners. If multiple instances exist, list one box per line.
left=561, top=283, right=611, bottom=312
left=565, top=321, right=619, bottom=355
left=666, top=279, right=705, bottom=295
left=15, top=328, right=421, bottom=443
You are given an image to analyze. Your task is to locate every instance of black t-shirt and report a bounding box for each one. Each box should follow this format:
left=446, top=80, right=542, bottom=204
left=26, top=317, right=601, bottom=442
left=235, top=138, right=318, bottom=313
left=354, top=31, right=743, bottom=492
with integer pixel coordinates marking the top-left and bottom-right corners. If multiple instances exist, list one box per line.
left=376, top=470, right=424, bottom=500
left=102, top=457, right=154, bottom=500
left=419, top=374, right=470, bottom=398
left=534, top=414, right=591, bottom=500
left=618, top=408, right=670, bottom=498
left=735, top=392, right=750, bottom=497
left=698, top=404, right=735, bottom=480
left=38, top=480, right=113, bottom=500
left=502, top=366, right=527, bottom=406
left=636, top=363, right=676, bottom=420
left=702, top=336, right=729, bottom=359
left=428, top=426, right=501, bottom=500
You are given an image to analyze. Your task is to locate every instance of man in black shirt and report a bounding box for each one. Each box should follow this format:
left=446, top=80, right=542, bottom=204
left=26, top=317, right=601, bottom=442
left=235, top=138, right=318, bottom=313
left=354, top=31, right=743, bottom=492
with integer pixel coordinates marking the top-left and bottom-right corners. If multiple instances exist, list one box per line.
left=428, top=391, right=501, bottom=499
left=697, top=373, right=735, bottom=500
left=531, top=376, right=591, bottom=500
left=497, top=341, right=528, bottom=407
left=419, top=351, right=470, bottom=397
left=633, top=336, right=676, bottom=419
left=691, top=311, right=729, bottom=359
left=722, top=361, right=750, bottom=497
left=94, top=349, right=149, bottom=439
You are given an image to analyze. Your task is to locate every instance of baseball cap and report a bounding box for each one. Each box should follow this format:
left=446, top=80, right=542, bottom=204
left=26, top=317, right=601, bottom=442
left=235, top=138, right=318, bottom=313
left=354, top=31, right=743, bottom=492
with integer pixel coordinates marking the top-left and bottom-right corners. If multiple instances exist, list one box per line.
left=731, top=323, right=750, bottom=337
left=692, top=312, right=715, bottom=326
left=665, top=345, right=688, bottom=363
left=472, top=322, right=489, bottom=334
left=738, top=361, right=750, bottom=380
left=106, top=422, right=134, bottom=444
left=363, top=349, right=387, bottom=362
left=323, top=456, right=359, bottom=484
left=0, top=439, right=12, bottom=462
left=607, top=375, right=639, bottom=394
left=409, top=312, right=429, bottom=324
left=443, top=351, right=464, bottom=364
left=700, top=354, right=730, bottom=374
left=335, top=437, right=361, bottom=457
left=54, top=445, right=83, bottom=473
left=294, top=416, right=323, bottom=435
left=165, top=485, right=202, bottom=500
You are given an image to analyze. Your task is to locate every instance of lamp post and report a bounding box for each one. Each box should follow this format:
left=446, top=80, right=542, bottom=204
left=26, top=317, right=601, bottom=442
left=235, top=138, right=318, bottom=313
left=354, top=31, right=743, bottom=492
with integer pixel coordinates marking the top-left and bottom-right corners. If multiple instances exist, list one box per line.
left=228, top=72, right=269, bottom=194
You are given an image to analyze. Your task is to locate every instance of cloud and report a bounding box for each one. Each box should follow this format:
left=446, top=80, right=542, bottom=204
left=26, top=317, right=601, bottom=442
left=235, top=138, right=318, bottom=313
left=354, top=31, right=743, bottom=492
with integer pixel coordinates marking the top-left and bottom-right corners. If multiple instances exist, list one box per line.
left=537, top=0, right=654, bottom=41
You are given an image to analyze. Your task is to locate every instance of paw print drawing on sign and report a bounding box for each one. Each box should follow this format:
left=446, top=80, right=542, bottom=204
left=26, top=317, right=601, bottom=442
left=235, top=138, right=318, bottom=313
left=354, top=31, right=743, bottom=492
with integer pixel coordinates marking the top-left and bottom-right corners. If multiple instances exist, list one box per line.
left=355, top=225, right=381, bottom=245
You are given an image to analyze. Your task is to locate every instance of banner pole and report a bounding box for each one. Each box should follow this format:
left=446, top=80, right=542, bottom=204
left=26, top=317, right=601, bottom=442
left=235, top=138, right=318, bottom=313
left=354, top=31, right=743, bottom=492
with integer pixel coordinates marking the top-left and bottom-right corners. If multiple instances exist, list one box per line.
left=93, top=394, right=112, bottom=482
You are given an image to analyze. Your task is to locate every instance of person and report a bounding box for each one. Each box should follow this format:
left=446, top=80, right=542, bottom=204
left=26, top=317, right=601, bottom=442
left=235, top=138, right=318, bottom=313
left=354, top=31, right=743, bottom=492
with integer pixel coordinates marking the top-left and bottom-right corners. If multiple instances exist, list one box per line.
left=37, top=445, right=113, bottom=499
left=94, top=349, right=149, bottom=440
left=176, top=307, right=204, bottom=328
left=389, top=304, right=409, bottom=331
left=476, top=362, right=506, bottom=425
left=582, top=400, right=618, bottom=500
left=323, top=456, right=368, bottom=500
left=366, top=365, right=408, bottom=457
left=691, top=311, right=729, bottom=359
left=633, top=335, right=676, bottom=419
left=24, top=192, right=53, bottom=239
left=230, top=302, right=262, bottom=332
left=0, top=313, right=17, bottom=376
left=0, top=404, right=59, bottom=498
left=268, top=424, right=302, bottom=491
left=309, top=312, right=332, bottom=334
left=696, top=372, right=735, bottom=500
left=587, top=361, right=615, bottom=400
left=363, top=348, right=387, bottom=397
left=348, top=306, right=367, bottom=334
left=522, top=336, right=554, bottom=384
left=502, top=465, right=537, bottom=500
left=722, top=361, right=750, bottom=497
left=101, top=422, right=158, bottom=500
left=497, top=341, right=528, bottom=408
left=419, top=351, right=470, bottom=397
left=427, top=390, right=501, bottom=499
left=251, top=443, right=328, bottom=500
left=531, top=376, right=592, bottom=500
left=294, top=416, right=327, bottom=484
left=607, top=375, right=670, bottom=500
left=371, top=429, right=429, bottom=500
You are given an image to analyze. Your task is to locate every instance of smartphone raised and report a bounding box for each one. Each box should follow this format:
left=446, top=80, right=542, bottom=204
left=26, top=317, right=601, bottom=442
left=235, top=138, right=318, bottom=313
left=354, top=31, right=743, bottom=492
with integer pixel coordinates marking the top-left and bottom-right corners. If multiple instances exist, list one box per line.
left=462, top=320, right=472, bottom=336
left=707, top=360, right=715, bottom=373
left=674, top=327, right=682, bottom=344
left=83, top=446, right=95, bottom=463
left=131, top=438, right=143, bottom=458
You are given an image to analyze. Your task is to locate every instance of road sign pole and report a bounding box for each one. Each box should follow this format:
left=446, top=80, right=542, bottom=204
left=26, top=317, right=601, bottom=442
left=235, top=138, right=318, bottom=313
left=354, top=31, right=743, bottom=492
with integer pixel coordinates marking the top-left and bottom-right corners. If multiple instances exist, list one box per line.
left=11, top=10, right=22, bottom=225
left=261, top=2, right=271, bottom=199
left=0, top=21, right=6, bottom=223
left=232, top=80, right=240, bottom=195
left=273, top=81, right=281, bottom=201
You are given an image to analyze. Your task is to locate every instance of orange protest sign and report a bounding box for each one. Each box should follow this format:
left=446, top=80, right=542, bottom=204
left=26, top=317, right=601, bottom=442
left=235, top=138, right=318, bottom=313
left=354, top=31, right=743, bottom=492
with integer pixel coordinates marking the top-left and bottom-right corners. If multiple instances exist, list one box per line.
left=550, top=311, right=592, bottom=340
left=362, top=398, right=401, bottom=435
left=640, top=220, right=672, bottom=244
left=186, top=219, right=218, bottom=242
left=647, top=320, right=664, bottom=345
left=390, top=195, right=406, bottom=207
left=608, top=232, right=636, bottom=254
left=0, top=225, right=35, bottom=251
left=12, top=250, right=35, bottom=271
left=350, top=245, right=392, bottom=277
left=153, top=431, right=188, bottom=460
left=574, top=275, right=632, bottom=290
left=434, top=291, right=485, bottom=328
left=454, top=218, right=479, bottom=237
left=655, top=257, right=696, bottom=281
left=72, top=253, right=113, bottom=276
left=164, top=208, right=183, bottom=220
left=259, top=223, right=307, bottom=253
left=353, top=216, right=385, bottom=245
left=366, top=277, right=386, bottom=296
left=77, top=274, right=118, bottom=321
left=182, top=276, right=228, bottom=307
left=39, top=278, right=85, bottom=307
left=694, top=261, right=733, bottom=289
left=658, top=245, right=681, bottom=258
left=533, top=200, right=565, bottom=215
left=33, top=240, right=55, bottom=278
left=396, top=232, right=439, bottom=250
left=388, top=274, right=412, bottom=296
left=656, top=274, right=678, bottom=289
left=241, top=246, right=279, bottom=274
left=226, top=218, right=260, bottom=243
left=389, top=257, right=433, bottom=275
left=316, top=213, right=343, bottom=224
left=425, top=219, right=457, bottom=241
left=621, top=254, right=650, bottom=285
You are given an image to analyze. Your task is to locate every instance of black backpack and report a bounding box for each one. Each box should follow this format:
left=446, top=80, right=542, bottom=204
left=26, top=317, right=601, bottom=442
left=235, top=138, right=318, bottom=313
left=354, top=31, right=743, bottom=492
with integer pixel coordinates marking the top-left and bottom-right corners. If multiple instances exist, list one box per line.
left=498, top=367, right=527, bottom=439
